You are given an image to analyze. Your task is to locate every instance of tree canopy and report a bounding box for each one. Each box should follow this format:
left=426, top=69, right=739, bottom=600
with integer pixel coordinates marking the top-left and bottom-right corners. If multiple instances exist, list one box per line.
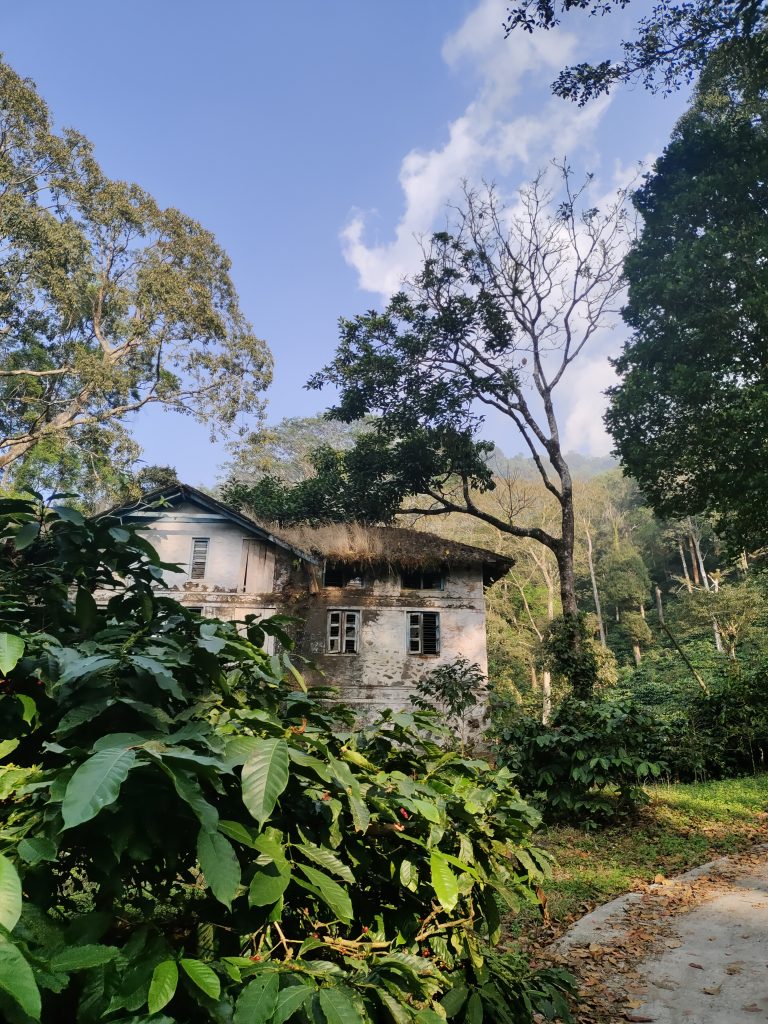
left=305, top=170, right=630, bottom=696
left=504, top=0, right=768, bottom=103
left=606, top=37, right=768, bottom=549
left=0, top=58, right=271, bottom=486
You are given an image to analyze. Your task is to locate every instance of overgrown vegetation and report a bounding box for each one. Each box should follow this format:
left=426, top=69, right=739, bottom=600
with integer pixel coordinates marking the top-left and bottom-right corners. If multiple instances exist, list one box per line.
left=507, top=774, right=768, bottom=941
left=0, top=494, right=574, bottom=1024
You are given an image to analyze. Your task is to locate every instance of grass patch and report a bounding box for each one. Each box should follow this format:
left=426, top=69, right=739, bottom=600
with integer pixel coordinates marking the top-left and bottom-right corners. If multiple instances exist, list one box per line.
left=509, top=773, right=768, bottom=941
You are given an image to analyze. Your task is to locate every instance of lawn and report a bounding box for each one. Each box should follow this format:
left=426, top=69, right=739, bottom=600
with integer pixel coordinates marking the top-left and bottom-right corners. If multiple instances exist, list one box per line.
left=508, top=774, right=768, bottom=943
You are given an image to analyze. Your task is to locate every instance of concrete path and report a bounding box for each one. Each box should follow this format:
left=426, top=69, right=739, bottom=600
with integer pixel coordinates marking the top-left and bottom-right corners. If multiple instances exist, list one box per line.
left=544, top=847, right=768, bottom=1023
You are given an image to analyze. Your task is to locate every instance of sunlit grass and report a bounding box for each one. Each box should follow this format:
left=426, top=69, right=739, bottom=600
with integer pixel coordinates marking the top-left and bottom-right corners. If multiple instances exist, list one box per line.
left=507, top=774, right=768, bottom=941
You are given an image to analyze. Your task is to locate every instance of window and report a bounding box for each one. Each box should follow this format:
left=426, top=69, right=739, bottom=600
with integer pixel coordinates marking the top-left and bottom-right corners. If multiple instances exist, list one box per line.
left=190, top=537, right=209, bottom=580
left=407, top=611, right=440, bottom=655
left=401, top=570, right=444, bottom=591
left=327, top=610, right=360, bottom=654
left=324, top=563, right=364, bottom=588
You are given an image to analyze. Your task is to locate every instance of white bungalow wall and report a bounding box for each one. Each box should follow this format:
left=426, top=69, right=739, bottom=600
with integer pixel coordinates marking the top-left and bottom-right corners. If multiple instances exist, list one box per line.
left=134, top=501, right=276, bottom=593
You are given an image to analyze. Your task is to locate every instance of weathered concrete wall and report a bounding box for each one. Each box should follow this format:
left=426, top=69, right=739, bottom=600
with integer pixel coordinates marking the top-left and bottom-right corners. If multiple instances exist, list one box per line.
left=290, top=566, right=489, bottom=724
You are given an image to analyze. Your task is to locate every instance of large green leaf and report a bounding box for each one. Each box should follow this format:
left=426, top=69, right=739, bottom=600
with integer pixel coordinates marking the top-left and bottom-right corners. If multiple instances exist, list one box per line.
left=0, top=935, right=41, bottom=1020
left=296, top=864, right=353, bottom=922
left=273, top=983, right=314, bottom=1024
left=248, top=860, right=291, bottom=907
left=319, top=986, right=364, bottom=1024
left=0, top=855, right=21, bottom=932
left=61, top=747, right=137, bottom=829
left=163, top=762, right=218, bottom=831
left=233, top=972, right=279, bottom=1024
left=430, top=852, right=459, bottom=912
left=295, top=843, right=355, bottom=884
left=12, top=522, right=39, bottom=551
left=197, top=828, right=240, bottom=909
left=180, top=958, right=221, bottom=1000
left=50, top=944, right=119, bottom=971
left=0, top=634, right=24, bottom=676
left=17, top=836, right=58, bottom=865
left=242, top=738, right=289, bottom=825
left=148, top=959, right=179, bottom=1014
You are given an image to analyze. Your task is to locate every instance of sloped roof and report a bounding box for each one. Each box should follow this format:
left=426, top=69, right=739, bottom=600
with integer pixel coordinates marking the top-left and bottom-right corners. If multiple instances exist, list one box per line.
left=107, top=484, right=319, bottom=565
left=273, top=522, right=514, bottom=587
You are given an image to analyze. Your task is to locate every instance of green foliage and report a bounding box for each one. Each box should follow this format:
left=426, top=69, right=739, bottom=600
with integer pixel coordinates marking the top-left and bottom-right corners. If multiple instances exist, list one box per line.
left=222, top=436, right=409, bottom=525
left=410, top=658, right=487, bottom=747
left=504, top=0, right=768, bottom=102
left=542, top=614, right=616, bottom=700
left=492, top=696, right=665, bottom=825
left=607, top=35, right=768, bottom=550
left=0, top=494, right=574, bottom=1023
left=0, top=56, right=271, bottom=485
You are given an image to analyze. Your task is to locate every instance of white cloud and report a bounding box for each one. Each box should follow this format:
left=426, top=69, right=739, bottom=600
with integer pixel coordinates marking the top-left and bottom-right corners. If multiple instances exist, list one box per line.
left=562, top=352, right=619, bottom=455
left=341, top=0, right=611, bottom=300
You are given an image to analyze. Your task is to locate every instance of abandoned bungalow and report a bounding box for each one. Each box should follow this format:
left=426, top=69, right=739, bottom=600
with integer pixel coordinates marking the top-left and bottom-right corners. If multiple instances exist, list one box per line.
left=112, top=484, right=513, bottom=722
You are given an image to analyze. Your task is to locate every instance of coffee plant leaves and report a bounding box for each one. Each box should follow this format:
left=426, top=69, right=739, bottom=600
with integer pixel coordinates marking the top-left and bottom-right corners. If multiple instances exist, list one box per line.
left=296, top=864, right=354, bottom=923
left=242, top=738, right=290, bottom=825
left=233, top=972, right=279, bottom=1024
left=0, top=855, right=21, bottom=933
left=318, top=985, right=363, bottom=1024
left=0, top=633, right=24, bottom=675
left=148, top=960, right=179, bottom=1014
left=430, top=851, right=459, bottom=913
left=180, top=958, right=221, bottom=1000
left=16, top=836, right=57, bottom=865
left=0, top=936, right=40, bottom=1020
left=49, top=944, right=120, bottom=971
left=197, top=828, right=241, bottom=909
left=272, top=982, right=314, bottom=1024
left=0, top=494, right=576, bottom=1022
left=294, top=843, right=355, bottom=884
left=61, top=747, right=138, bottom=829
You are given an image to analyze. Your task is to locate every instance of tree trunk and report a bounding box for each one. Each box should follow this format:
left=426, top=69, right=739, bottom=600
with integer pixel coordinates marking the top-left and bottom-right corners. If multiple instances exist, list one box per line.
left=632, top=643, right=642, bottom=666
left=542, top=670, right=552, bottom=724
left=688, top=533, right=701, bottom=586
left=585, top=526, right=607, bottom=647
left=678, top=539, right=693, bottom=592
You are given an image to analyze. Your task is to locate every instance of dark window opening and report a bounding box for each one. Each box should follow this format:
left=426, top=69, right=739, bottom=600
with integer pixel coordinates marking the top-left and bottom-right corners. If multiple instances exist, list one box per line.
left=402, top=570, right=444, bottom=590
left=324, top=563, right=364, bottom=588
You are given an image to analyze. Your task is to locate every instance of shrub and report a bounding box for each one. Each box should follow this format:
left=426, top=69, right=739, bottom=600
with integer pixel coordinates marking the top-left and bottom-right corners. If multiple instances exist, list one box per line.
left=492, top=695, right=666, bottom=825
left=0, top=495, right=574, bottom=1023
left=410, top=657, right=486, bottom=748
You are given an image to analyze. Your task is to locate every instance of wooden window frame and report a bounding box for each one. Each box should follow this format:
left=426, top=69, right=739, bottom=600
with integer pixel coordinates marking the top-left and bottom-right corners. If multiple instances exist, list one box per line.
left=407, top=611, right=440, bottom=655
left=326, top=609, right=361, bottom=655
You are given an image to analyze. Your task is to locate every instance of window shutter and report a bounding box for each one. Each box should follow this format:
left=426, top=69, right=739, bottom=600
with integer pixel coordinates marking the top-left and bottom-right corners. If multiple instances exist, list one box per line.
left=190, top=538, right=209, bottom=580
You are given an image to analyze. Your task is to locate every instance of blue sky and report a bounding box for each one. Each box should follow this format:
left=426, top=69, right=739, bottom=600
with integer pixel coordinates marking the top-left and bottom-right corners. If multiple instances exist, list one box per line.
left=2, top=1, right=689, bottom=486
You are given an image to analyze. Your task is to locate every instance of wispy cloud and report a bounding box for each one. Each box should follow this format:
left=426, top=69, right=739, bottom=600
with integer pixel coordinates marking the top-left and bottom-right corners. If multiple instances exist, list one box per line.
left=341, top=0, right=611, bottom=300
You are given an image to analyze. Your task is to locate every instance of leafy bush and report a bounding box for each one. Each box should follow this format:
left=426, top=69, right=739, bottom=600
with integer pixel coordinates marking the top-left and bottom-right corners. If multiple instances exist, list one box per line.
left=622, top=649, right=768, bottom=781
left=492, top=696, right=666, bottom=825
left=543, top=613, right=618, bottom=699
left=410, top=657, right=486, bottom=748
left=0, top=494, right=575, bottom=1023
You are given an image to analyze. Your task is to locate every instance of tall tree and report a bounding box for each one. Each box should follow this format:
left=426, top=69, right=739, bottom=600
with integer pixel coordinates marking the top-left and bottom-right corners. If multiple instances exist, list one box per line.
left=504, top=0, right=768, bottom=103
left=309, top=168, right=630, bottom=696
left=606, top=37, right=768, bottom=550
left=0, top=59, right=271, bottom=484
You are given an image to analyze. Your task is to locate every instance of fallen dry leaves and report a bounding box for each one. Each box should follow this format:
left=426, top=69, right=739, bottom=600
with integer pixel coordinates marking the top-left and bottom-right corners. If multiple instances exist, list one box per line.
left=522, top=846, right=768, bottom=1024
